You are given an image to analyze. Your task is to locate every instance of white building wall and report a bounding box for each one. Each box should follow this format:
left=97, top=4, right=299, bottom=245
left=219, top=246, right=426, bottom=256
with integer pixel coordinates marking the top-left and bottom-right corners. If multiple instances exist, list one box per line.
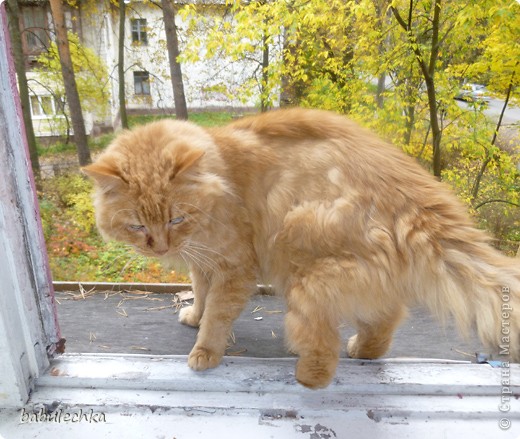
left=122, top=2, right=261, bottom=112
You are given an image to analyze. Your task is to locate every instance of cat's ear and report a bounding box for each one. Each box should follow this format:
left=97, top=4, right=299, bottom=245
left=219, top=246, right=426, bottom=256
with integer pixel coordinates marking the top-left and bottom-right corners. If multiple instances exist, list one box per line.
left=171, top=145, right=205, bottom=180
left=81, top=162, right=127, bottom=193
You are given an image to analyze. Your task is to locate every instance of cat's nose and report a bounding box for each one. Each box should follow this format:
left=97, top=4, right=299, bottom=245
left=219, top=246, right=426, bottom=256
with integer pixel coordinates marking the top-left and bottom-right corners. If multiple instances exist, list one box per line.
left=153, top=247, right=169, bottom=256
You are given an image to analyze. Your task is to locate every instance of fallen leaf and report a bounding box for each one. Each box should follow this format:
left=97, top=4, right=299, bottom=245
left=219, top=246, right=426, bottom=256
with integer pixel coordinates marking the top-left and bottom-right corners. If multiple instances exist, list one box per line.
left=176, top=290, right=194, bottom=301
left=131, top=346, right=151, bottom=351
left=50, top=367, right=68, bottom=377
left=227, top=348, right=247, bottom=356
left=145, top=304, right=176, bottom=311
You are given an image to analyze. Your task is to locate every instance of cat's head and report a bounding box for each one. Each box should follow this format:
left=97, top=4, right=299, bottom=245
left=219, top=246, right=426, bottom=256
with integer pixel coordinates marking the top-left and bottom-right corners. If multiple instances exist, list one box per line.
left=82, top=120, right=230, bottom=258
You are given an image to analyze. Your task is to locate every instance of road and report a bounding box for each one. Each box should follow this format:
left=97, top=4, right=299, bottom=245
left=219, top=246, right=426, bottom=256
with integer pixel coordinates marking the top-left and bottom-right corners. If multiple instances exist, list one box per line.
left=486, top=98, right=520, bottom=125
left=457, top=97, right=520, bottom=127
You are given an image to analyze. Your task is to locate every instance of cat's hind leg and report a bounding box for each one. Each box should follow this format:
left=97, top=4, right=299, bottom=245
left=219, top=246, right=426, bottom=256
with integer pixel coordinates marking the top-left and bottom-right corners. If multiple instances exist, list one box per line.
left=285, top=280, right=343, bottom=389
left=347, top=306, right=407, bottom=359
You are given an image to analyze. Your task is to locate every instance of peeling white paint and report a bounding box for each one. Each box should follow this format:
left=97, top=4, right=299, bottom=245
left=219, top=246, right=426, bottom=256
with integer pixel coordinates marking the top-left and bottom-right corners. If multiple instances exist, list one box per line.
left=0, top=3, right=59, bottom=408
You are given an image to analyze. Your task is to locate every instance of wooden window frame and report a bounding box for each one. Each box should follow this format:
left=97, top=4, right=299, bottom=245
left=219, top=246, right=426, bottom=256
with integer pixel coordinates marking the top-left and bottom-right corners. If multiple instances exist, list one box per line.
left=0, top=4, right=60, bottom=408
left=130, top=18, right=147, bottom=45
left=133, top=70, right=150, bottom=95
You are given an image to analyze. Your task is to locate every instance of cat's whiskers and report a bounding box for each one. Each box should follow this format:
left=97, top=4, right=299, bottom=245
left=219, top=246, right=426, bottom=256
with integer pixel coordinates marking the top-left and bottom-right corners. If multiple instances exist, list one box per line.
left=186, top=247, right=219, bottom=272
left=180, top=249, right=213, bottom=282
left=176, top=202, right=229, bottom=230
left=181, top=244, right=224, bottom=281
left=186, top=241, right=227, bottom=260
left=182, top=247, right=218, bottom=273
left=119, top=252, right=143, bottom=277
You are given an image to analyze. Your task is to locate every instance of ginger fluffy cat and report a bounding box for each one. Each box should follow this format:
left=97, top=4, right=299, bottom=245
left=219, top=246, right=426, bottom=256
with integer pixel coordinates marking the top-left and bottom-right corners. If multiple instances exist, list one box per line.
left=83, top=108, right=520, bottom=389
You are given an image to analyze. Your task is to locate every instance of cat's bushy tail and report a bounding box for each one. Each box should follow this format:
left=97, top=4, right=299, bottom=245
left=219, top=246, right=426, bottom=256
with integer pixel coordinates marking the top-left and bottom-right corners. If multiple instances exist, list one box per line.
left=420, top=238, right=520, bottom=362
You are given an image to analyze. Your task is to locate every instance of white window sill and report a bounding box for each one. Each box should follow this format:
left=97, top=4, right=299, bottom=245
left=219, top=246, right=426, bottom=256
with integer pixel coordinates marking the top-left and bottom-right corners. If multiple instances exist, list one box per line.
left=1, top=354, right=519, bottom=438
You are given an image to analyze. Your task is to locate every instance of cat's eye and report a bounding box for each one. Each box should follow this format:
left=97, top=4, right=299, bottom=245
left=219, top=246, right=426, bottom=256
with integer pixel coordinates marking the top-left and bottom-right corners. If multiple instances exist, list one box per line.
left=128, top=224, right=145, bottom=232
left=169, top=216, right=185, bottom=225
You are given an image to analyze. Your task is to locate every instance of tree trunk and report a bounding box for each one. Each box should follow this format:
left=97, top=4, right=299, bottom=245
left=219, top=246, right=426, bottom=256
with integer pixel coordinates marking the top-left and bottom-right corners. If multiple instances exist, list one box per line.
left=260, top=29, right=269, bottom=112
left=471, top=71, right=515, bottom=202
left=424, top=75, right=442, bottom=177
left=376, top=73, right=385, bottom=109
left=374, top=0, right=389, bottom=110
left=49, top=0, right=91, bottom=166
left=280, top=28, right=304, bottom=107
left=279, top=28, right=293, bottom=107
left=118, top=0, right=128, bottom=129
left=161, top=0, right=188, bottom=120
left=392, top=0, right=442, bottom=177
left=6, top=0, right=41, bottom=182
left=403, top=101, right=415, bottom=146
left=426, top=0, right=442, bottom=178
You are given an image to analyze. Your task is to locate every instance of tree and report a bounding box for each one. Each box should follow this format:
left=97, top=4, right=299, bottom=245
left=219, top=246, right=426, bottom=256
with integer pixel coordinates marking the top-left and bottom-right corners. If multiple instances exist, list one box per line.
left=118, top=0, right=128, bottom=129
left=49, top=0, right=91, bottom=166
left=390, top=0, right=443, bottom=177
left=460, top=2, right=520, bottom=202
left=36, top=33, right=109, bottom=136
left=179, top=1, right=279, bottom=110
left=179, top=0, right=518, bottom=211
left=161, top=0, right=188, bottom=120
left=6, top=0, right=41, bottom=182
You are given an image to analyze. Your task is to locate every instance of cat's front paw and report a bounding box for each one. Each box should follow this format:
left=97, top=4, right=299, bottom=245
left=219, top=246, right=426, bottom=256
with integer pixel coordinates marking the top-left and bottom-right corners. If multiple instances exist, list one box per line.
left=179, top=305, right=201, bottom=328
left=295, top=354, right=337, bottom=389
left=188, top=346, right=222, bottom=371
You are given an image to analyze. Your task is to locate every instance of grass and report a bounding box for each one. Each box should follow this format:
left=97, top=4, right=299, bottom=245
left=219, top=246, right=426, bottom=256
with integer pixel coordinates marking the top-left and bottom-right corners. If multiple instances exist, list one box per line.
left=39, top=172, right=192, bottom=283
left=36, top=111, right=248, bottom=158
left=129, top=111, right=242, bottom=127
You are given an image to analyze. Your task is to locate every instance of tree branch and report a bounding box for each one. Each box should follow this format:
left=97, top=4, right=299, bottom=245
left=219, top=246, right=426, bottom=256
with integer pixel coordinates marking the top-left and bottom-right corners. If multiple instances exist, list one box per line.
left=391, top=4, right=430, bottom=80
left=391, top=5, right=408, bottom=30
left=428, top=0, right=441, bottom=75
left=471, top=69, right=516, bottom=201
left=407, top=0, right=414, bottom=30
left=474, top=199, right=520, bottom=210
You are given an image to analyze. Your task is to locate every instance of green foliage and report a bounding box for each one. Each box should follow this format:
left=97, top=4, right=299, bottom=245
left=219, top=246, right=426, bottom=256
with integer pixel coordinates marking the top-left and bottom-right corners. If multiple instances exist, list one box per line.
left=36, top=32, right=109, bottom=123
left=178, top=0, right=520, bottom=252
left=449, top=1, right=520, bottom=101
left=54, top=174, right=96, bottom=232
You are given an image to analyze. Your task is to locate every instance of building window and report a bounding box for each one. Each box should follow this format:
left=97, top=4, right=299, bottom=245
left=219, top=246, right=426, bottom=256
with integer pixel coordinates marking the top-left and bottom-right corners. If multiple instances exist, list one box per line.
left=21, top=6, right=50, bottom=56
left=131, top=19, right=148, bottom=45
left=30, top=95, right=60, bottom=118
left=134, top=71, right=150, bottom=95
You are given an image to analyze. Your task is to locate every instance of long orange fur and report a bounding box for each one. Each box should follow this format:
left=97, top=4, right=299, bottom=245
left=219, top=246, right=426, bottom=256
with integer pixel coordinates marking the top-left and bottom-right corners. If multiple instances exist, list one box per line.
left=83, top=108, right=520, bottom=389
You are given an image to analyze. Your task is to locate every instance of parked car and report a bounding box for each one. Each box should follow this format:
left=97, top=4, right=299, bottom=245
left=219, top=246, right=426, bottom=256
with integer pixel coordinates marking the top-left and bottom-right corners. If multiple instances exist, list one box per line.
left=455, top=83, right=491, bottom=103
